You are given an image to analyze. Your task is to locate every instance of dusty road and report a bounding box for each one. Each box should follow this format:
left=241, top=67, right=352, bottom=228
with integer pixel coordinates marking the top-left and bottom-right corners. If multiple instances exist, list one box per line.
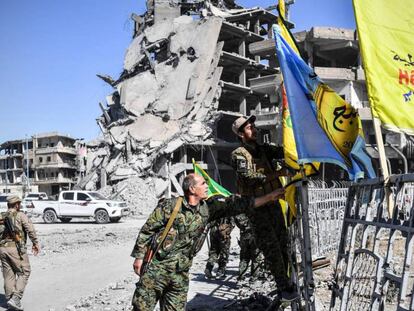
left=0, top=216, right=333, bottom=310
left=0, top=217, right=145, bottom=311
left=0, top=217, right=246, bottom=311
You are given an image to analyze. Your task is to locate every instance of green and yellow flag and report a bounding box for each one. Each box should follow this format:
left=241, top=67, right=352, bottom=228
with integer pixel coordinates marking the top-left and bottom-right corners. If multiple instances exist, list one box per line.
left=192, top=159, right=231, bottom=198
left=353, top=0, right=414, bottom=134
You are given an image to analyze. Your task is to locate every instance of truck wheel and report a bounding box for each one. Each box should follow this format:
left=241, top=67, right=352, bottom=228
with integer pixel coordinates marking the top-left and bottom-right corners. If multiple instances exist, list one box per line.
left=95, top=210, right=110, bottom=224
left=110, top=217, right=121, bottom=223
left=43, top=210, right=57, bottom=224
left=60, top=218, right=72, bottom=223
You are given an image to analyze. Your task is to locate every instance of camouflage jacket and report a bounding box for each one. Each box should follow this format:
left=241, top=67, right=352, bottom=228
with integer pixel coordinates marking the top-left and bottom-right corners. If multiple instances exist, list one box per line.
left=0, top=209, right=38, bottom=246
left=231, top=142, right=284, bottom=196
left=131, top=195, right=254, bottom=272
left=210, top=217, right=234, bottom=241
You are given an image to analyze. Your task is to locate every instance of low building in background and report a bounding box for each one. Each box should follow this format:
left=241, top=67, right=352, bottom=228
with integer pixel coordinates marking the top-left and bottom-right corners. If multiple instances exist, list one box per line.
left=0, top=132, right=82, bottom=197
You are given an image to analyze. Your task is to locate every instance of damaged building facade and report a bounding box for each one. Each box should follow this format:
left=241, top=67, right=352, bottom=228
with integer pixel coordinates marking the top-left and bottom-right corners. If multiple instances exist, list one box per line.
left=0, top=132, right=82, bottom=196
left=80, top=0, right=414, bottom=214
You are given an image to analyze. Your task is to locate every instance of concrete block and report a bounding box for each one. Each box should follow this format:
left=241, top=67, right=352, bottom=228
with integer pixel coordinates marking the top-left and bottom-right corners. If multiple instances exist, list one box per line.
left=118, top=71, right=158, bottom=117
left=126, top=114, right=180, bottom=142
left=123, top=34, right=145, bottom=72
left=249, top=74, right=281, bottom=95
left=315, top=67, right=354, bottom=81
left=309, top=27, right=355, bottom=41
left=154, top=1, right=180, bottom=24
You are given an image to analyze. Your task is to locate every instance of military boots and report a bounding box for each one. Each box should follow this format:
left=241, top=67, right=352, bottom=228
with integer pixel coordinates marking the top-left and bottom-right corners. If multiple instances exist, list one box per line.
left=7, top=296, right=24, bottom=311
left=204, top=262, right=214, bottom=279
left=216, top=266, right=226, bottom=279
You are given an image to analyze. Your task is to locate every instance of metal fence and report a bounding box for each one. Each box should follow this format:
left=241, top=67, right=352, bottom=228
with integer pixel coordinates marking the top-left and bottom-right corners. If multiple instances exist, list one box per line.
left=308, top=180, right=349, bottom=257
left=330, top=174, right=414, bottom=311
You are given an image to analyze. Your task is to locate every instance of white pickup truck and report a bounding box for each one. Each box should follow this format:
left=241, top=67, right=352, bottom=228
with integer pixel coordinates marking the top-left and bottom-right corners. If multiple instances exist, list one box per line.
left=32, top=191, right=130, bottom=224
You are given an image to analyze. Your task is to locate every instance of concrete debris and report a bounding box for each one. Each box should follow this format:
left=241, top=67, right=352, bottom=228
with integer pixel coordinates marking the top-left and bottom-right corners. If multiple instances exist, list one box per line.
left=79, top=1, right=282, bottom=215
left=103, top=177, right=160, bottom=216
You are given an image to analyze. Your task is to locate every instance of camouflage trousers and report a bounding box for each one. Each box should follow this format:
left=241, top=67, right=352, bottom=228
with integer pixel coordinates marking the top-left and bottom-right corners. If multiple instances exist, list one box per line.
left=206, top=226, right=231, bottom=270
left=238, top=231, right=262, bottom=278
left=132, top=264, right=189, bottom=311
left=249, top=202, right=290, bottom=290
left=0, top=246, right=31, bottom=300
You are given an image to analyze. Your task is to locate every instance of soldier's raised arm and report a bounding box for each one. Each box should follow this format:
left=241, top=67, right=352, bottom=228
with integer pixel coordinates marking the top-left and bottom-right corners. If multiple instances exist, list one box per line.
left=207, top=188, right=285, bottom=221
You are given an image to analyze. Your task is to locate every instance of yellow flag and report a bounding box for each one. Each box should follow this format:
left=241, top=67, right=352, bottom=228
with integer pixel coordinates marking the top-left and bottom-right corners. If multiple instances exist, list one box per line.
left=277, top=0, right=299, bottom=55
left=277, top=0, right=319, bottom=226
left=277, top=1, right=319, bottom=176
left=353, top=0, right=414, bottom=134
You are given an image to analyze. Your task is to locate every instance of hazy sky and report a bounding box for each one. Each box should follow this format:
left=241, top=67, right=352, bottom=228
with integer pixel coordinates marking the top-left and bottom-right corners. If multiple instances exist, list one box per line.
left=0, top=0, right=356, bottom=142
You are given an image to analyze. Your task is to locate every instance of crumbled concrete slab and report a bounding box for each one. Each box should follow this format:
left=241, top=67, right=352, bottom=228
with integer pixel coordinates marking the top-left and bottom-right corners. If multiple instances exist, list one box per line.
left=118, top=72, right=158, bottom=117
left=79, top=2, right=255, bottom=215
left=127, top=114, right=180, bottom=142
left=124, top=40, right=146, bottom=73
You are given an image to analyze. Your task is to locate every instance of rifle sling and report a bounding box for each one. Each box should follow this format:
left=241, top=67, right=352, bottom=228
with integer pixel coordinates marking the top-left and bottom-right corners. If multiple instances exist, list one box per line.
left=154, top=197, right=183, bottom=255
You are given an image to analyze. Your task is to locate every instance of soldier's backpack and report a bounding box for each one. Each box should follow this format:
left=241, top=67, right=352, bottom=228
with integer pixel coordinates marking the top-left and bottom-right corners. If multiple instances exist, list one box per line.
left=0, top=212, right=8, bottom=240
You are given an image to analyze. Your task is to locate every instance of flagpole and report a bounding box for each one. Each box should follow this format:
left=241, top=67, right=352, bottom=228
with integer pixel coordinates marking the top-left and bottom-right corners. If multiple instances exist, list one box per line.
left=372, top=115, right=394, bottom=217
left=298, top=165, right=316, bottom=311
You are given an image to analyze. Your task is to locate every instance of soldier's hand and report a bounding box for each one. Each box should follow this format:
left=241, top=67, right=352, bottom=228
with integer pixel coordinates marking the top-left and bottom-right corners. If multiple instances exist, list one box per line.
left=254, top=188, right=286, bottom=208
left=268, top=188, right=285, bottom=201
left=32, top=244, right=40, bottom=256
left=133, top=258, right=143, bottom=276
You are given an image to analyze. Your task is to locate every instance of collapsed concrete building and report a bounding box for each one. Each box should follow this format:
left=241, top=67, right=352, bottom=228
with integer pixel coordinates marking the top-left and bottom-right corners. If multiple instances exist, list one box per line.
left=78, top=1, right=287, bottom=213
left=78, top=0, right=414, bottom=214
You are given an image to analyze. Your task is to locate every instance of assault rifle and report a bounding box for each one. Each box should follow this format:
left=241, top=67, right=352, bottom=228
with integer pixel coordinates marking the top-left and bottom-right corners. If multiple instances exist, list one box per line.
left=4, top=217, right=23, bottom=259
left=189, top=222, right=211, bottom=258
left=140, top=234, right=158, bottom=276
left=139, top=197, right=183, bottom=279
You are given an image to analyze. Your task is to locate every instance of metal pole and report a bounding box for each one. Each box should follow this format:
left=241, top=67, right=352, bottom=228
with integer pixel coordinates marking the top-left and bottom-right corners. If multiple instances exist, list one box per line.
left=26, top=135, right=30, bottom=191
left=298, top=166, right=316, bottom=311
left=387, top=144, right=408, bottom=174
left=372, top=116, right=394, bottom=216
left=5, top=153, right=8, bottom=193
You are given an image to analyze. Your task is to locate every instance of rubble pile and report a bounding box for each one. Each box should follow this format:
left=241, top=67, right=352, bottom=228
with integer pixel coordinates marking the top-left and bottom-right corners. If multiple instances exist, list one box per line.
left=36, top=225, right=138, bottom=256
left=79, top=0, right=266, bottom=214
left=106, top=177, right=160, bottom=216
left=68, top=277, right=135, bottom=311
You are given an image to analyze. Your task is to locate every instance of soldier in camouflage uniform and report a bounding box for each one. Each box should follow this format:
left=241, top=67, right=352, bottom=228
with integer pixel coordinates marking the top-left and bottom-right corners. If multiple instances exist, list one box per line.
left=131, top=173, right=285, bottom=311
left=234, top=213, right=263, bottom=281
left=204, top=217, right=234, bottom=279
left=231, top=116, right=298, bottom=302
left=0, top=195, right=40, bottom=311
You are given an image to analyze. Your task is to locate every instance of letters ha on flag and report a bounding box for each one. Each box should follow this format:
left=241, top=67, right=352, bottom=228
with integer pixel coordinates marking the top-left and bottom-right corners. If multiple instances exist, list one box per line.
left=273, top=25, right=375, bottom=180
left=353, top=0, right=414, bottom=134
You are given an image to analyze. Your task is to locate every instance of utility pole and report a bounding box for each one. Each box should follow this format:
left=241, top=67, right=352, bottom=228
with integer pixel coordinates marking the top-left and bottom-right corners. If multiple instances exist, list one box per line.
left=26, top=135, right=30, bottom=193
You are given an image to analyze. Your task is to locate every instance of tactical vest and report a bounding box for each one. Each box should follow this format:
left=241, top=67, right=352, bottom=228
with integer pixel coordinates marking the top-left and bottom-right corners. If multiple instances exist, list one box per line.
left=0, top=210, right=26, bottom=247
left=235, top=146, right=282, bottom=197
left=156, top=198, right=211, bottom=261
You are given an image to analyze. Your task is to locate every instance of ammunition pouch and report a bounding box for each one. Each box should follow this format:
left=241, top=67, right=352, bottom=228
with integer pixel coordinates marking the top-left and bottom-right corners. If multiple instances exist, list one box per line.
left=156, top=229, right=177, bottom=260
